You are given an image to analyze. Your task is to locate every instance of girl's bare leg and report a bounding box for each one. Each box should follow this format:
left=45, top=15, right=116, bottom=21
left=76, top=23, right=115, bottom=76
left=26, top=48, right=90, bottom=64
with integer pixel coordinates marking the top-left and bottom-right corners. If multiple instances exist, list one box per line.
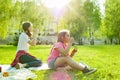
left=54, top=56, right=84, bottom=71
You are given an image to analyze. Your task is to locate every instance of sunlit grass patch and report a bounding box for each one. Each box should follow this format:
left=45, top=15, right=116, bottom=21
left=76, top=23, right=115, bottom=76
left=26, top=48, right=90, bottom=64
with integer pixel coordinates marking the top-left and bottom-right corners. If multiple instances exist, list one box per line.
left=0, top=45, right=120, bottom=80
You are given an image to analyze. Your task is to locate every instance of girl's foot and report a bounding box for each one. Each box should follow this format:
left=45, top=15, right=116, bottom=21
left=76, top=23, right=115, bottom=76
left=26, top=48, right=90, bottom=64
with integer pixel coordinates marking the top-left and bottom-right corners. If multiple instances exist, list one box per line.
left=82, top=66, right=97, bottom=75
left=14, top=63, right=24, bottom=69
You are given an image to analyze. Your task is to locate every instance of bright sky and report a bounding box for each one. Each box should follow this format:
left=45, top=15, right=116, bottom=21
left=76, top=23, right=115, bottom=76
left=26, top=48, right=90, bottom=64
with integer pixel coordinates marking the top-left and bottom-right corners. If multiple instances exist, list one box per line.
left=98, top=0, right=105, bottom=15
left=43, top=0, right=105, bottom=14
left=43, top=0, right=71, bottom=9
left=41, top=0, right=105, bottom=29
left=21, top=0, right=105, bottom=15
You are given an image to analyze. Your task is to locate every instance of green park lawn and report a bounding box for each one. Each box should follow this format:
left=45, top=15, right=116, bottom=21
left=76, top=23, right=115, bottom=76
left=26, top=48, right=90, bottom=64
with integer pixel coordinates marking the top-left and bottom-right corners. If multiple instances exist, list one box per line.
left=0, top=45, right=120, bottom=80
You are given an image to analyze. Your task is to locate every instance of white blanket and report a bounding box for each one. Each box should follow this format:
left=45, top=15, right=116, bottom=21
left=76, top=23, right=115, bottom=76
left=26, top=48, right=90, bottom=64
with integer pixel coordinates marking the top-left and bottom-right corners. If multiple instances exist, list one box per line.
left=0, top=63, right=50, bottom=80
left=0, top=68, right=37, bottom=80
left=0, top=63, right=50, bottom=72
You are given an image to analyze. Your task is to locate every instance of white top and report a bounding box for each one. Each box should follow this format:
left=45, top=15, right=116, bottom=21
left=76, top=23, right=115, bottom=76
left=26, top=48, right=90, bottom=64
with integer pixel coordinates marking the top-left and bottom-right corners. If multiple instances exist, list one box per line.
left=17, top=32, right=30, bottom=52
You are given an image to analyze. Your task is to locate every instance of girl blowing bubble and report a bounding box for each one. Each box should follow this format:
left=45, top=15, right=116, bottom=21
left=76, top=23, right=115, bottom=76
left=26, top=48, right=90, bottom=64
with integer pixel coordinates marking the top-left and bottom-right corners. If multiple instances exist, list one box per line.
left=10, top=22, right=42, bottom=69
left=47, top=30, right=97, bottom=75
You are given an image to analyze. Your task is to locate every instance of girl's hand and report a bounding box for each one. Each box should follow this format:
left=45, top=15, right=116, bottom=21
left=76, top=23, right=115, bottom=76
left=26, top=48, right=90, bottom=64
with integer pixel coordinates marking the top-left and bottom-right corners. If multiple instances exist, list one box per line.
left=33, top=29, right=39, bottom=37
left=64, top=53, right=69, bottom=56
left=74, top=45, right=77, bottom=51
left=60, top=53, right=69, bottom=57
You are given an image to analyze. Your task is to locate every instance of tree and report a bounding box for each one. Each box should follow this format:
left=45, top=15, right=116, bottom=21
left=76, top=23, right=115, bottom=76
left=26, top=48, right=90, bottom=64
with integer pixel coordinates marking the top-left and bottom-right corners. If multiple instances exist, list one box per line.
left=0, top=0, right=13, bottom=38
left=83, top=0, right=101, bottom=45
left=63, top=0, right=86, bottom=44
left=0, top=0, right=52, bottom=39
left=104, top=0, right=120, bottom=44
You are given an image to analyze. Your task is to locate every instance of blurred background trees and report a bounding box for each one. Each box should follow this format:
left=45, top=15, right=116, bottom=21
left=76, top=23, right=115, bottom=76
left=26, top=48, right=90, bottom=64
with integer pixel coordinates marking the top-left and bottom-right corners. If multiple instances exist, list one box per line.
left=0, top=0, right=120, bottom=45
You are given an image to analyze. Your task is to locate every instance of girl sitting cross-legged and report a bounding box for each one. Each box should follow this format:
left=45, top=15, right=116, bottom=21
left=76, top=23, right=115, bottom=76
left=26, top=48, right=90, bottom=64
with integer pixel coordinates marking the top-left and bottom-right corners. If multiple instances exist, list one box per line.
left=47, top=30, right=97, bottom=75
left=10, top=22, right=42, bottom=69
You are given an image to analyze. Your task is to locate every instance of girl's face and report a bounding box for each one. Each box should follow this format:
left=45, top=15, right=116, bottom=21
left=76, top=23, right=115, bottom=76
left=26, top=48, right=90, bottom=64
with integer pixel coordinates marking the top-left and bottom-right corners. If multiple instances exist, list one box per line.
left=28, top=26, right=33, bottom=32
left=64, top=32, right=70, bottom=43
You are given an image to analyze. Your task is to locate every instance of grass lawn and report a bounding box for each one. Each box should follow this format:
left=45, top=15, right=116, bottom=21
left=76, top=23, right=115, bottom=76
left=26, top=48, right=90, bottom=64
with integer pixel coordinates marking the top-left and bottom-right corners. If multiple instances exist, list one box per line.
left=0, top=45, right=120, bottom=80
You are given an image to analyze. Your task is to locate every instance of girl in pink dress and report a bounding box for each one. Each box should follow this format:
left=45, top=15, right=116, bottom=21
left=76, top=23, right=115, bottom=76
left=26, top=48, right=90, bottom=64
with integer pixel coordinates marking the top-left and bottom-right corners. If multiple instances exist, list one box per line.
left=47, top=30, right=97, bottom=75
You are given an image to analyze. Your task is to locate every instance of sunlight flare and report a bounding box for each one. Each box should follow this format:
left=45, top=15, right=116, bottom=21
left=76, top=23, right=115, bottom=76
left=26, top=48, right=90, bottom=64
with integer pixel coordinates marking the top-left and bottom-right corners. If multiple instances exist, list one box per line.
left=44, top=0, right=71, bottom=9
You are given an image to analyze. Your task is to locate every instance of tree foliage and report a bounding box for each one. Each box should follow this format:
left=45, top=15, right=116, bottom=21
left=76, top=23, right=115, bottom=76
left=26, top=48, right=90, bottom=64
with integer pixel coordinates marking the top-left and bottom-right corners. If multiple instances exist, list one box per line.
left=104, top=0, right=120, bottom=44
left=0, top=0, right=13, bottom=38
left=83, top=0, right=101, bottom=38
left=0, top=0, right=52, bottom=38
left=61, top=0, right=101, bottom=44
left=1, top=0, right=120, bottom=45
left=62, top=0, right=86, bottom=41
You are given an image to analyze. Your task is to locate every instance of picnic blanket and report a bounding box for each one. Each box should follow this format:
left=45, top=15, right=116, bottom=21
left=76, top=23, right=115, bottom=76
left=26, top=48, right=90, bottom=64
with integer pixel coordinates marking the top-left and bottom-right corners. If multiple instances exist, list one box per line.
left=0, top=63, right=50, bottom=71
left=0, top=62, right=85, bottom=80
left=0, top=63, right=50, bottom=80
left=0, top=68, right=37, bottom=80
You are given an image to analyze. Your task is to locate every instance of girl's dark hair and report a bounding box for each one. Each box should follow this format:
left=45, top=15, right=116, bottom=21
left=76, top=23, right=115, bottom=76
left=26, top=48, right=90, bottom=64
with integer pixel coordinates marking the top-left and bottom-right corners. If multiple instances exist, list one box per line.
left=57, top=30, right=69, bottom=42
left=22, top=22, right=32, bottom=38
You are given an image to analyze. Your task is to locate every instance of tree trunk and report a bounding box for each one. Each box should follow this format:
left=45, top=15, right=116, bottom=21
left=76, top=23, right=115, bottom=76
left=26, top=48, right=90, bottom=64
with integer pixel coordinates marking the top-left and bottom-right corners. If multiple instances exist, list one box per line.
left=79, top=38, right=83, bottom=45
left=119, top=38, right=120, bottom=44
left=90, top=38, right=94, bottom=45
left=110, top=38, right=112, bottom=44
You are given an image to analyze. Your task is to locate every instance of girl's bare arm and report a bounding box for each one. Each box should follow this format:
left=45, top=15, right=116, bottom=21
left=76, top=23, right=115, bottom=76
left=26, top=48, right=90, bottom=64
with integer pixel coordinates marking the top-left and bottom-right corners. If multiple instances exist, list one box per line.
left=57, top=37, right=74, bottom=56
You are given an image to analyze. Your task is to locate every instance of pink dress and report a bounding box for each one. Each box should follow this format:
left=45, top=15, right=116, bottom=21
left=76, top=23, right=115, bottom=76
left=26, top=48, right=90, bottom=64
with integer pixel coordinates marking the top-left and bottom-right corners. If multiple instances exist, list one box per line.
left=47, top=42, right=66, bottom=65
